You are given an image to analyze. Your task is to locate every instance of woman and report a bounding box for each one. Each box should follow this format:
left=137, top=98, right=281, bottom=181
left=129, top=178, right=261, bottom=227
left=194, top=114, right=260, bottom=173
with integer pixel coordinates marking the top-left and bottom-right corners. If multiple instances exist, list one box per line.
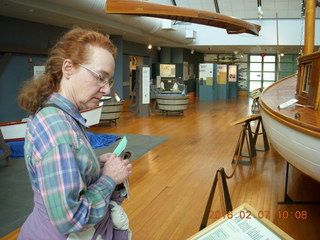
left=17, top=27, right=132, bottom=239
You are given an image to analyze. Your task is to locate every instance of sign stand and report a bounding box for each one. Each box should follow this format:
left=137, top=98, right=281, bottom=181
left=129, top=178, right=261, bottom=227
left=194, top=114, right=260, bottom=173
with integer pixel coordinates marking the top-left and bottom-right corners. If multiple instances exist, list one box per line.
left=135, top=66, right=151, bottom=118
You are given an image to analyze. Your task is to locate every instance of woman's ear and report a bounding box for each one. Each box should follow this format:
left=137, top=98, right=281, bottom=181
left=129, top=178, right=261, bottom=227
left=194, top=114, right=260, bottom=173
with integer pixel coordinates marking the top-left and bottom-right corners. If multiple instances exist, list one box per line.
left=62, top=59, right=73, bottom=79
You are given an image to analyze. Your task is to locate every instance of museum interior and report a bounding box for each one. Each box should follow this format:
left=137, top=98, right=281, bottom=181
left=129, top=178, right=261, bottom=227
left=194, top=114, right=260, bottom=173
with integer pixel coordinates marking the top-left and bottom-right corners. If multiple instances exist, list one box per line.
left=0, top=0, right=320, bottom=239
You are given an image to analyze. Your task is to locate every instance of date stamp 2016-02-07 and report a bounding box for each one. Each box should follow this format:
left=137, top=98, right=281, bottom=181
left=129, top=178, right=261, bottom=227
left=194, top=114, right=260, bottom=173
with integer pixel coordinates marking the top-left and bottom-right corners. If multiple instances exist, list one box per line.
left=209, top=209, right=308, bottom=220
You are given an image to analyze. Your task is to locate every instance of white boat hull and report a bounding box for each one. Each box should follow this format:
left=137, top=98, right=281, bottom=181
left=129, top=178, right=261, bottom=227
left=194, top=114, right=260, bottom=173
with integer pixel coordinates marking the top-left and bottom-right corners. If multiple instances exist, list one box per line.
left=0, top=106, right=102, bottom=141
left=261, top=108, right=320, bottom=182
left=80, top=106, right=102, bottom=128
left=0, top=121, right=27, bottom=142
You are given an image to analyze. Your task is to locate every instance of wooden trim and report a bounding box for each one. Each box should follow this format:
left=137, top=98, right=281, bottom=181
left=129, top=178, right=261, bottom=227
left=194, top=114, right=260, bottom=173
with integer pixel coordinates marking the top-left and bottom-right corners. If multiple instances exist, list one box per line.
left=0, top=121, right=27, bottom=127
left=79, top=106, right=102, bottom=113
left=260, top=101, right=320, bottom=138
left=259, top=75, right=320, bottom=138
left=230, top=114, right=261, bottom=126
left=105, top=0, right=261, bottom=36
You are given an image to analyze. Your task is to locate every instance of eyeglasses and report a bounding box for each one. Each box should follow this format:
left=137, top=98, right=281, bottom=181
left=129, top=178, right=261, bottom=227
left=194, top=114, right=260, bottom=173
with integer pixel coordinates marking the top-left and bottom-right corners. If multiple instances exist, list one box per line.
left=78, top=63, right=114, bottom=88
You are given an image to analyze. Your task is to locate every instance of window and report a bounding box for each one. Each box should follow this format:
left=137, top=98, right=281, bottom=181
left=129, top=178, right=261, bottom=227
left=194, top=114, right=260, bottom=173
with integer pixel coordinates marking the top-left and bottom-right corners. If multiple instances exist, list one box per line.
left=302, top=64, right=312, bottom=94
left=249, top=54, right=276, bottom=92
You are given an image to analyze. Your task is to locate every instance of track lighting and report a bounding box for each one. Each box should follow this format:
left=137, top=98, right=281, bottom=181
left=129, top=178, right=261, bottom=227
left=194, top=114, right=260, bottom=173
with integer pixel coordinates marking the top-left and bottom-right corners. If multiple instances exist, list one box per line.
left=257, top=0, right=263, bottom=19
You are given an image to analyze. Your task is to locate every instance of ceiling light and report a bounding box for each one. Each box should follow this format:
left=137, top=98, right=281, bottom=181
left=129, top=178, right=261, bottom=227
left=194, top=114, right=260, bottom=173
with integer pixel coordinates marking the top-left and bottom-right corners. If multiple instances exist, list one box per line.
left=157, top=46, right=161, bottom=51
left=191, top=49, right=194, bottom=54
left=148, top=44, right=152, bottom=49
left=257, top=0, right=263, bottom=19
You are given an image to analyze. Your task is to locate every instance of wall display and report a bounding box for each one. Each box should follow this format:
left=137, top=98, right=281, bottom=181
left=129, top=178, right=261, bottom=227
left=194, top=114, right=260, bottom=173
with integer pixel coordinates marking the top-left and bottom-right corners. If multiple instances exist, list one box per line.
left=204, top=54, right=218, bottom=62
left=218, top=54, right=234, bottom=63
left=142, top=66, right=150, bottom=104
left=187, top=203, right=293, bottom=240
left=238, top=62, right=248, bottom=90
left=189, top=64, right=194, bottom=79
left=183, top=61, right=189, bottom=80
left=217, top=65, right=227, bottom=84
left=156, top=75, right=161, bottom=88
left=228, top=65, right=237, bottom=82
left=234, top=54, right=248, bottom=63
left=199, top=63, right=214, bottom=86
left=33, top=65, right=45, bottom=80
left=160, top=64, right=176, bottom=77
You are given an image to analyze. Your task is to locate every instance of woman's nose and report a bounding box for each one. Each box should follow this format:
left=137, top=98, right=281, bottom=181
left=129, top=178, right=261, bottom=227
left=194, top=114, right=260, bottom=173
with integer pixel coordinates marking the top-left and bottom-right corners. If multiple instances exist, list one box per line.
left=100, top=85, right=110, bottom=95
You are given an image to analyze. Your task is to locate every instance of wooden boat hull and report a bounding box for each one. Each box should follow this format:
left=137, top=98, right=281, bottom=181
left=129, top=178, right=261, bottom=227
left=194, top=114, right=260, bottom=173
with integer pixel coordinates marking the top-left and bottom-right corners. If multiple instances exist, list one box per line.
left=0, top=121, right=27, bottom=142
left=106, top=0, right=260, bottom=36
left=0, top=106, right=102, bottom=142
left=260, top=76, right=320, bottom=182
left=261, top=108, right=320, bottom=182
left=80, top=106, right=102, bottom=128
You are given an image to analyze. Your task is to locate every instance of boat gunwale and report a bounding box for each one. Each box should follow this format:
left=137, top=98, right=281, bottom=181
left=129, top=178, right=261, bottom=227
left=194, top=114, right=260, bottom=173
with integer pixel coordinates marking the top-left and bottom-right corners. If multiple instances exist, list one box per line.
left=105, top=0, right=260, bottom=36
left=260, top=75, right=320, bottom=139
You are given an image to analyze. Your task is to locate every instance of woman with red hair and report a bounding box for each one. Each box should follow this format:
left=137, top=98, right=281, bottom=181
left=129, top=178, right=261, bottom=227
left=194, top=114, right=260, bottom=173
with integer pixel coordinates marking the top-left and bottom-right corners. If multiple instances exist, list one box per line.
left=18, top=27, right=132, bottom=240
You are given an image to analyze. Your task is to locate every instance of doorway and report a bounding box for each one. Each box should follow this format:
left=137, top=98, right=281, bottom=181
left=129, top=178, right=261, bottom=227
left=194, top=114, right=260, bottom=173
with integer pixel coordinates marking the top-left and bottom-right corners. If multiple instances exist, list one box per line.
left=249, top=54, right=277, bottom=92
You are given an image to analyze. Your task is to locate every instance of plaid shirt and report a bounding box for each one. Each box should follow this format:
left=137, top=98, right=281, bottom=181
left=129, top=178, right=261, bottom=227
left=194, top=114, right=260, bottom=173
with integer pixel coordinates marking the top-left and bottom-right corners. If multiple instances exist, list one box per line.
left=24, top=92, right=116, bottom=234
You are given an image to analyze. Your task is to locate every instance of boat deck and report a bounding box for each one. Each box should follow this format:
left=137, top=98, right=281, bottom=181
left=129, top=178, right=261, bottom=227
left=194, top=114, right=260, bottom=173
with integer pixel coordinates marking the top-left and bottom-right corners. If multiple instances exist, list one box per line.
left=260, top=75, right=320, bottom=138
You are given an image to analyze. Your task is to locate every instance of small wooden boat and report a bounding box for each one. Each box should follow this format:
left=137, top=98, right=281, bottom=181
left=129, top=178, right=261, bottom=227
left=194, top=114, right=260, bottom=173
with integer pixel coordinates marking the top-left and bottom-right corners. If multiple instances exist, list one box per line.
left=260, top=0, right=320, bottom=182
left=0, top=120, right=27, bottom=142
left=156, top=94, right=190, bottom=115
left=105, top=0, right=261, bottom=36
left=260, top=74, right=320, bottom=182
left=0, top=106, right=103, bottom=142
left=80, top=105, right=103, bottom=128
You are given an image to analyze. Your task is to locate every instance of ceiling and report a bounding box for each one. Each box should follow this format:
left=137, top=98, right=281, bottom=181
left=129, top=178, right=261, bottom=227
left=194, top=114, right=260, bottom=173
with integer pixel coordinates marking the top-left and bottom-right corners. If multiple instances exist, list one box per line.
left=0, top=0, right=319, bottom=54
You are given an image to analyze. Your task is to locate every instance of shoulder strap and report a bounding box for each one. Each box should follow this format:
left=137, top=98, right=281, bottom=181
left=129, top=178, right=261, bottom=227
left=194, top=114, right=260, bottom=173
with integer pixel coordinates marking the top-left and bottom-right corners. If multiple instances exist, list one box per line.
left=41, top=103, right=89, bottom=141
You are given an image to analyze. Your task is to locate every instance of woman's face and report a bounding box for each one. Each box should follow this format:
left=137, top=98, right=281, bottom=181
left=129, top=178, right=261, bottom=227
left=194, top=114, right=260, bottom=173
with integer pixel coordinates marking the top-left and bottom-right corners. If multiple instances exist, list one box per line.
left=69, top=45, right=115, bottom=111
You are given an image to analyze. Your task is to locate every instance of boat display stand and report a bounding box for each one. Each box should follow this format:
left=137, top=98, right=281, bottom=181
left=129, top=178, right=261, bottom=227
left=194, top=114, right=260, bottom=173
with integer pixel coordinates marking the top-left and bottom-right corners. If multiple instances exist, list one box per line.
left=0, top=129, right=11, bottom=166
left=249, top=88, right=263, bottom=113
left=278, top=162, right=320, bottom=205
left=100, top=100, right=124, bottom=127
left=156, top=94, right=190, bottom=116
left=231, top=114, right=269, bottom=165
left=199, top=167, right=233, bottom=231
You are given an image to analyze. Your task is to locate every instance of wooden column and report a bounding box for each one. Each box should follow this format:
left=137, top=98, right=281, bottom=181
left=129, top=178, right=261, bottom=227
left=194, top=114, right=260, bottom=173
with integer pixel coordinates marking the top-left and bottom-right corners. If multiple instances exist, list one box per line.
left=304, top=0, right=316, bottom=55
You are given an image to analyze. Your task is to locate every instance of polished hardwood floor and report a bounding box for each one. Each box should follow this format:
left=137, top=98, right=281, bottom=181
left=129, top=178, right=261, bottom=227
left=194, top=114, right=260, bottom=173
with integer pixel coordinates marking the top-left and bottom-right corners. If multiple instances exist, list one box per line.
left=2, top=96, right=320, bottom=240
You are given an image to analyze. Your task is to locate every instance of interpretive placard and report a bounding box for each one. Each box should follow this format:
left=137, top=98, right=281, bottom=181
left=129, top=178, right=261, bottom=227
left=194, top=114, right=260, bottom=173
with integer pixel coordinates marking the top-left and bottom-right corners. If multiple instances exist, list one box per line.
left=160, top=64, right=175, bottom=77
left=187, top=203, right=294, bottom=240
left=142, top=66, right=150, bottom=104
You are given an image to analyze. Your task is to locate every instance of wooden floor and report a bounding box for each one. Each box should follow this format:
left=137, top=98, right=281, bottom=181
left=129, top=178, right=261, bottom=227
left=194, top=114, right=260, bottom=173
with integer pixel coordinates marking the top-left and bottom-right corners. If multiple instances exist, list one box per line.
left=2, top=96, right=320, bottom=240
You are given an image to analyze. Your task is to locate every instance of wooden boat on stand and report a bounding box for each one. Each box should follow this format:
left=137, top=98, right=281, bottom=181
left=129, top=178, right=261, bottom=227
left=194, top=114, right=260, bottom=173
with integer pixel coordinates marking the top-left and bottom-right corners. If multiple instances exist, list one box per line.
left=259, top=0, right=320, bottom=201
left=105, top=0, right=260, bottom=36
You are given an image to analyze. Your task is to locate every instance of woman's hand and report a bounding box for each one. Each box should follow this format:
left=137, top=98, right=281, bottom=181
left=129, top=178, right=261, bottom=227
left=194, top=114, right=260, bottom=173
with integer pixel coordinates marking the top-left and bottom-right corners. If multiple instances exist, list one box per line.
left=98, top=153, right=115, bottom=168
left=100, top=153, right=132, bottom=185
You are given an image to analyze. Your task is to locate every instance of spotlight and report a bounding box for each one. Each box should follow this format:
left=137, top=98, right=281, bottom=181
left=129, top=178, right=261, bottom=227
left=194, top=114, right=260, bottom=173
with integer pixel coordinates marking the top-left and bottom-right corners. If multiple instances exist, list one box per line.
left=257, top=0, right=263, bottom=19
left=148, top=44, right=152, bottom=49
left=258, top=6, right=263, bottom=19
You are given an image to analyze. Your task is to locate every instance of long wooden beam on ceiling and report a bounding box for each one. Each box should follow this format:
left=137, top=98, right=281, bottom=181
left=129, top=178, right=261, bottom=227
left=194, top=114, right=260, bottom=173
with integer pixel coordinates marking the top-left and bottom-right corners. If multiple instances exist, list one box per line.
left=105, top=0, right=261, bottom=36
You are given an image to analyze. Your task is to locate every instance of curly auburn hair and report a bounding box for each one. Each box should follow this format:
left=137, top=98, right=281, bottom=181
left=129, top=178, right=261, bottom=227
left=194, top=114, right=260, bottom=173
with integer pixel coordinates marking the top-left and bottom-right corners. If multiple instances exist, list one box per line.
left=18, top=27, right=117, bottom=114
